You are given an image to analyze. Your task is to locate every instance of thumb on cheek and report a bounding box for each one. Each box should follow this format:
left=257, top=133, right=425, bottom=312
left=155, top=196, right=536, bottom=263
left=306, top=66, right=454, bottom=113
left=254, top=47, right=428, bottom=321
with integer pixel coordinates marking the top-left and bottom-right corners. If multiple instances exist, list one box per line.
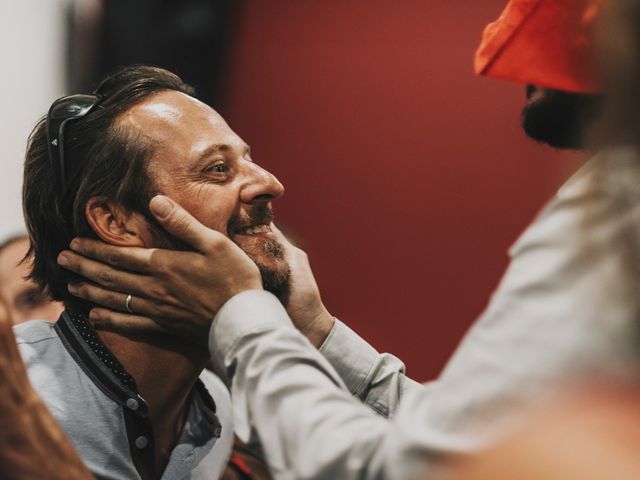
left=150, top=195, right=175, bottom=220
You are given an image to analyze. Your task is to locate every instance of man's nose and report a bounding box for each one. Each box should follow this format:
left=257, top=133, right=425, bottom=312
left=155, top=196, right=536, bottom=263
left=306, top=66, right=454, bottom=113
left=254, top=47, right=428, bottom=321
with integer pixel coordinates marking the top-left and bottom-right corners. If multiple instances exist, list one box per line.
left=240, top=162, right=285, bottom=203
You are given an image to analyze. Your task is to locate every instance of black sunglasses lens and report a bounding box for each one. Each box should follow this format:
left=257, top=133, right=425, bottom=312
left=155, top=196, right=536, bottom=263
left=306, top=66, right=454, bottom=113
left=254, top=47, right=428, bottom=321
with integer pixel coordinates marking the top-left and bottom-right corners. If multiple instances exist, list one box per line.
left=46, top=94, right=100, bottom=194
left=49, top=95, right=99, bottom=120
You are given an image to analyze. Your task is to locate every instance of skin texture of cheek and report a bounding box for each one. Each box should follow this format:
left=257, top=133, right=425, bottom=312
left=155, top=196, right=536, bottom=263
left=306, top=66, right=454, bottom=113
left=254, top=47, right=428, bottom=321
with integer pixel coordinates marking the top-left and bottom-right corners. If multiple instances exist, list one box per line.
left=155, top=173, right=289, bottom=278
left=164, top=180, right=236, bottom=236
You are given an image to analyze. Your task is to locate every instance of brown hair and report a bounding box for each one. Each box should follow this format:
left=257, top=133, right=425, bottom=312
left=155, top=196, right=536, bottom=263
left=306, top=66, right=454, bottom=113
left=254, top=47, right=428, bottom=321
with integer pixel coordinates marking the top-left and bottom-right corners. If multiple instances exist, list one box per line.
left=23, top=65, right=195, bottom=309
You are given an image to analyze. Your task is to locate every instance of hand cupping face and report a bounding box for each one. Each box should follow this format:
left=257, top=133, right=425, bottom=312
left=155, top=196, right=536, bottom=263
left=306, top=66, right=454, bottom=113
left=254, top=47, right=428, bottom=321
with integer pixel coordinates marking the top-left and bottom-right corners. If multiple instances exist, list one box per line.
left=57, top=197, right=336, bottom=350
left=269, top=224, right=334, bottom=348
left=58, top=195, right=264, bottom=346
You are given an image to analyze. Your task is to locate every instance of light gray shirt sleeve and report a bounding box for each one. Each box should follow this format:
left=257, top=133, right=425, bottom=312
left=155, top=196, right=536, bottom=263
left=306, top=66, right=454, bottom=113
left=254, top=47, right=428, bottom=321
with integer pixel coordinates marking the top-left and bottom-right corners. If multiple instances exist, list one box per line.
left=319, top=319, right=425, bottom=418
left=210, top=290, right=449, bottom=480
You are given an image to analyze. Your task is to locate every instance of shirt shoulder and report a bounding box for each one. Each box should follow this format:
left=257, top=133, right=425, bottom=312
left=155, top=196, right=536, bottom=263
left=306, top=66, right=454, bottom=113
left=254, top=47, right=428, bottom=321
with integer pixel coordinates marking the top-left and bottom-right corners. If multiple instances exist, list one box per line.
left=13, top=320, right=64, bottom=366
left=13, top=319, right=58, bottom=344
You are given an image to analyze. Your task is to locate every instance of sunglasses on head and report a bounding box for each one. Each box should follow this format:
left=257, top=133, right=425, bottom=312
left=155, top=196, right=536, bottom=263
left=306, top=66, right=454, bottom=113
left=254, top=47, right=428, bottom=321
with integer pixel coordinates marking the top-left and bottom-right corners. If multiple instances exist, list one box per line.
left=46, top=94, right=101, bottom=194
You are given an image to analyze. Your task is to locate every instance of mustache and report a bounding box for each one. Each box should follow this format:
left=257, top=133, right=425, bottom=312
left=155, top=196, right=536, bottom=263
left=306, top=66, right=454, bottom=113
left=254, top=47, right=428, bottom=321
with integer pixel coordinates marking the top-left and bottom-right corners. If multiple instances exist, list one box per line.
left=227, top=204, right=274, bottom=235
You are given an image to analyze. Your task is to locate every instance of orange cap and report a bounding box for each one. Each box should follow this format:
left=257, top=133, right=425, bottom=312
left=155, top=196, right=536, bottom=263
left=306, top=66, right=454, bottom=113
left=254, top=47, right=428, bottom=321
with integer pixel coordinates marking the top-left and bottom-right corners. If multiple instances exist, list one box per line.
left=475, top=0, right=601, bottom=93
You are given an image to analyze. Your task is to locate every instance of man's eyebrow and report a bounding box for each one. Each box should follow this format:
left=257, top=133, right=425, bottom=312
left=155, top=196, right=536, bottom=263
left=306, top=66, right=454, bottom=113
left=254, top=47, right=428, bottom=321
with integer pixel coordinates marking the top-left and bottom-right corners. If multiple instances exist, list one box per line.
left=194, top=143, right=252, bottom=165
left=195, top=144, right=228, bottom=163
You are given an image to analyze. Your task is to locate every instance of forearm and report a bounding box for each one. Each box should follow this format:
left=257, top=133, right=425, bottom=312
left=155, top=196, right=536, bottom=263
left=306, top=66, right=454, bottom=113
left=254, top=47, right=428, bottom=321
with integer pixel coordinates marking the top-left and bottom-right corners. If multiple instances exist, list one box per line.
left=211, top=291, right=437, bottom=479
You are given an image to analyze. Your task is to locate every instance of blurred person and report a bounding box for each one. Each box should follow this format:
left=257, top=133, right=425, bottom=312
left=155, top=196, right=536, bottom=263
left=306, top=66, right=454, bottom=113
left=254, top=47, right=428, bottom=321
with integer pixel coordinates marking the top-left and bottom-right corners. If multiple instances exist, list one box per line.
left=475, top=0, right=605, bottom=150
left=0, top=296, right=92, bottom=480
left=0, top=234, right=63, bottom=325
left=447, top=384, right=640, bottom=480
left=55, top=0, right=640, bottom=479
left=450, top=0, right=640, bottom=476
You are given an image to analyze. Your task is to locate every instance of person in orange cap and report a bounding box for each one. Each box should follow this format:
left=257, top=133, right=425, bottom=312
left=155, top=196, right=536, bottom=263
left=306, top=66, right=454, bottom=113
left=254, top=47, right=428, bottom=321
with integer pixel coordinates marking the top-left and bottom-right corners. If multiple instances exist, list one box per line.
left=475, top=0, right=600, bottom=91
left=42, top=1, right=640, bottom=479
left=451, top=2, right=640, bottom=478
left=477, top=0, right=604, bottom=149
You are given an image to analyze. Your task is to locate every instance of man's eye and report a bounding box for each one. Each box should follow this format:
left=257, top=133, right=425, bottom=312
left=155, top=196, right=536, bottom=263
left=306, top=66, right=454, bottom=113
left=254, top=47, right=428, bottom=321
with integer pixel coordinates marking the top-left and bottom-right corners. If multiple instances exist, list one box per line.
left=205, top=163, right=227, bottom=174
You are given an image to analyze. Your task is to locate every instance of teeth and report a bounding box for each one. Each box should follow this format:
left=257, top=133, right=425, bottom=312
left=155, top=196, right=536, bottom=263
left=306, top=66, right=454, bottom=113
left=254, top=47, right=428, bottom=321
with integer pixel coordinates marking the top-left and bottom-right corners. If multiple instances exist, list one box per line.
left=240, top=225, right=270, bottom=235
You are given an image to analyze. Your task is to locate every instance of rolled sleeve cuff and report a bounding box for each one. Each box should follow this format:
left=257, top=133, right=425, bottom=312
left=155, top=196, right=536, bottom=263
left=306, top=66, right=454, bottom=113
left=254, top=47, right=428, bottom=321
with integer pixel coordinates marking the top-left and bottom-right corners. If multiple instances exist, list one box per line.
left=210, top=290, right=293, bottom=361
left=319, top=319, right=380, bottom=397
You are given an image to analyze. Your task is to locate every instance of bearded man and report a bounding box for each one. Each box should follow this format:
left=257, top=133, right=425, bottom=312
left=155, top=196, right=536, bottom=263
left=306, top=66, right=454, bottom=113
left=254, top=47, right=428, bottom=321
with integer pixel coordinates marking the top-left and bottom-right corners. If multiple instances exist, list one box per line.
left=18, top=65, right=289, bottom=480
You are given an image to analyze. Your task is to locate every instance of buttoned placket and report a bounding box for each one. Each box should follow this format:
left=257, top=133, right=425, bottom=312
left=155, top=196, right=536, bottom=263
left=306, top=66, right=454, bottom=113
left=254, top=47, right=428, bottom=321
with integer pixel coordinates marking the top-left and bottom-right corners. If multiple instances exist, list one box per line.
left=55, top=311, right=222, bottom=480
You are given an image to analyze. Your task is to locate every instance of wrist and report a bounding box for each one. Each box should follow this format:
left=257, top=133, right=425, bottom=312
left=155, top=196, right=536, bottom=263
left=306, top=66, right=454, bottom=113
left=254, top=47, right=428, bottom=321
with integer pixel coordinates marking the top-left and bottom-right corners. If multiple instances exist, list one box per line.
left=300, top=308, right=335, bottom=348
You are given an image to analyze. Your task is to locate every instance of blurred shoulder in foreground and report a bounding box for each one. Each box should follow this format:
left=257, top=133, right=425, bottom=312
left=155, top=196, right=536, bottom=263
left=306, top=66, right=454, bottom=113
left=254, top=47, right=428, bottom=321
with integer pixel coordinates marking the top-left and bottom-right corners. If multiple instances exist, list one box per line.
left=450, top=381, right=640, bottom=480
left=0, top=295, right=91, bottom=479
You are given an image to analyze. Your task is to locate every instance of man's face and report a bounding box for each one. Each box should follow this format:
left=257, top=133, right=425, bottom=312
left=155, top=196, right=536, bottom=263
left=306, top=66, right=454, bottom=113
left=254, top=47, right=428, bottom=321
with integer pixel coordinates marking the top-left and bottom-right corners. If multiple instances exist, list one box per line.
left=119, top=91, right=290, bottom=295
left=0, top=238, right=64, bottom=325
left=521, top=85, right=602, bottom=150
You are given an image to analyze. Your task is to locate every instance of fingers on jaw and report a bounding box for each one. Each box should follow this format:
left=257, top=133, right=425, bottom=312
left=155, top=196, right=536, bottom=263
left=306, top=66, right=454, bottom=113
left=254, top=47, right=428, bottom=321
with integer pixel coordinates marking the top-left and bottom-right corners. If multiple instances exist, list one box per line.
left=58, top=250, right=103, bottom=279
left=67, top=280, right=162, bottom=319
left=67, top=281, right=88, bottom=300
left=69, top=237, right=103, bottom=257
left=69, top=238, right=83, bottom=253
left=69, top=237, right=107, bottom=258
left=68, top=282, right=121, bottom=311
left=88, top=308, right=109, bottom=323
left=89, top=308, right=166, bottom=334
left=68, top=238, right=130, bottom=271
left=57, top=251, right=76, bottom=270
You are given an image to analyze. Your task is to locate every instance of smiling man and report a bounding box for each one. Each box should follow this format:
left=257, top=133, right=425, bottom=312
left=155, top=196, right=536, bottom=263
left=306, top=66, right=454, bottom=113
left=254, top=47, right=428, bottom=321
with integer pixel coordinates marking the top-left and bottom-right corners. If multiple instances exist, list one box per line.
left=18, top=65, right=286, bottom=480
left=113, top=90, right=288, bottom=296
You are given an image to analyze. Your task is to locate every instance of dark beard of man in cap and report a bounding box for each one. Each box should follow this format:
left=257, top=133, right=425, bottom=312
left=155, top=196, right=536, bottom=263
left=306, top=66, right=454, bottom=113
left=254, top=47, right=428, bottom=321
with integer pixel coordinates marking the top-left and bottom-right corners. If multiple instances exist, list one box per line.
left=522, top=85, right=604, bottom=150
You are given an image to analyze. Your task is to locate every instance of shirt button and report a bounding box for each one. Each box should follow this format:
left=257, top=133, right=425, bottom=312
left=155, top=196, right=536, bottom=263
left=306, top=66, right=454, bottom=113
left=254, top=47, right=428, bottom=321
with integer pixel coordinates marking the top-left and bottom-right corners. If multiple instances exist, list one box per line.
left=135, top=436, right=148, bottom=449
left=126, top=398, right=139, bottom=411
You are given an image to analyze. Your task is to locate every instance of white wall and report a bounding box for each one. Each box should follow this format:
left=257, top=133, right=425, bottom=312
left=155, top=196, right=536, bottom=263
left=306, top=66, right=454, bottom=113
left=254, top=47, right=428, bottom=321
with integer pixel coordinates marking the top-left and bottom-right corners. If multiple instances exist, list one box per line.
left=0, top=0, right=68, bottom=239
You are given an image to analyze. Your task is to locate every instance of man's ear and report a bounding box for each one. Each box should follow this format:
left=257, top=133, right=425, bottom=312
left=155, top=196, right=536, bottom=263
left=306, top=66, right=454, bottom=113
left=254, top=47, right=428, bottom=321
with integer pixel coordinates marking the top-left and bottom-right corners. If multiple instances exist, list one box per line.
left=85, top=196, right=153, bottom=247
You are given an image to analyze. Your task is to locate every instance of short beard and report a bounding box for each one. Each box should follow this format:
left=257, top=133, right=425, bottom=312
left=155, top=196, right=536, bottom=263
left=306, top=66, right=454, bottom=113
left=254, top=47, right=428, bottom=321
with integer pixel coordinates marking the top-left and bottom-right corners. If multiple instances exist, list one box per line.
left=254, top=240, right=291, bottom=299
left=144, top=208, right=291, bottom=298
left=521, top=87, right=602, bottom=150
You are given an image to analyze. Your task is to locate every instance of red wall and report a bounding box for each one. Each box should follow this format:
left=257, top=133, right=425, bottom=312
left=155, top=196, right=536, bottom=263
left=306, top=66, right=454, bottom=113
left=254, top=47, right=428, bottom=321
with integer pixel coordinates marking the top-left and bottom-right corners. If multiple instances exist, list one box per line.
left=223, top=0, right=583, bottom=381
